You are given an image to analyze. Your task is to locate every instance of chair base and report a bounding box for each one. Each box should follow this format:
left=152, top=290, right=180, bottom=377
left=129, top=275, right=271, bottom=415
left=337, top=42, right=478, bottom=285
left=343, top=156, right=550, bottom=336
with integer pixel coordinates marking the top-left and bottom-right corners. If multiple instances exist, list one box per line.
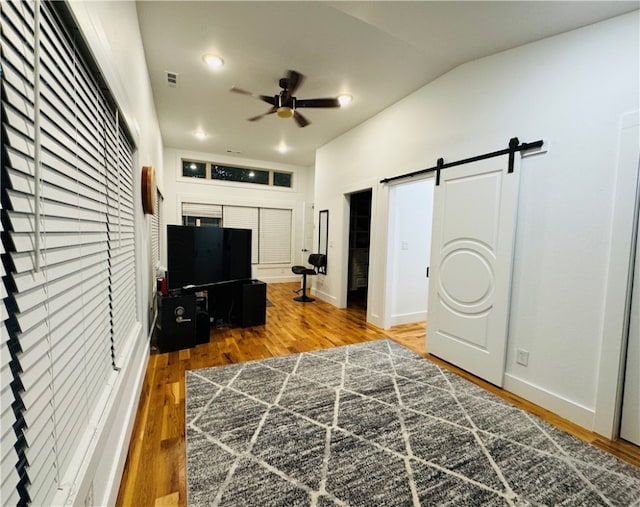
left=294, top=295, right=315, bottom=303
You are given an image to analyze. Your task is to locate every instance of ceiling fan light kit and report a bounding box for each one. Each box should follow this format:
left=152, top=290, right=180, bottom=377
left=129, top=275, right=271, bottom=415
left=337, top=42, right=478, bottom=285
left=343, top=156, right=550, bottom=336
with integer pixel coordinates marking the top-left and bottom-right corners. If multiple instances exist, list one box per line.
left=231, top=69, right=343, bottom=127
left=277, top=107, right=294, bottom=119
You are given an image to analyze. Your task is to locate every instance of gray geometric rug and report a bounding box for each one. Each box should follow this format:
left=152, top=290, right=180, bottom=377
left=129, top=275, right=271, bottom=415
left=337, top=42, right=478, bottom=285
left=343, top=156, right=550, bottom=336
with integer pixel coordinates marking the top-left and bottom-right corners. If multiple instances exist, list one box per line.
left=185, top=339, right=640, bottom=506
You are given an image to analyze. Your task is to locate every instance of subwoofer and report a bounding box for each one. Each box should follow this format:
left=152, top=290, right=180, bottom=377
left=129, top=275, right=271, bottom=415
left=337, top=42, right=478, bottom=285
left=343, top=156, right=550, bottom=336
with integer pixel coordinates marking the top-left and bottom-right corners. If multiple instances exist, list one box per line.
left=233, top=280, right=266, bottom=327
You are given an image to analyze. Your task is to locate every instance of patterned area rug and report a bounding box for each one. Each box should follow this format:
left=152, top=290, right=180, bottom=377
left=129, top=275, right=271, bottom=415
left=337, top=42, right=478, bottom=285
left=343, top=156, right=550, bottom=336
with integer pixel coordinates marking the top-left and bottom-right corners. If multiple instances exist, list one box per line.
left=185, top=339, right=640, bottom=506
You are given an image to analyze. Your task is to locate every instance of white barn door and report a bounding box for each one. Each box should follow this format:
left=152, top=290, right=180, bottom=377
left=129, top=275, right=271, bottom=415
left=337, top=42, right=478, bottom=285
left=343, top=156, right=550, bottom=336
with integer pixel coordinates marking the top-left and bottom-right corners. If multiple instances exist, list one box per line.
left=427, top=155, right=520, bottom=386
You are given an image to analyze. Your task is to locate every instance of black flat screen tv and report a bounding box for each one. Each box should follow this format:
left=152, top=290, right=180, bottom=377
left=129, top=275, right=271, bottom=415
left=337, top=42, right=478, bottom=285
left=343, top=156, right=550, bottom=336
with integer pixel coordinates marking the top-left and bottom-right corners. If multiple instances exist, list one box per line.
left=167, top=225, right=252, bottom=290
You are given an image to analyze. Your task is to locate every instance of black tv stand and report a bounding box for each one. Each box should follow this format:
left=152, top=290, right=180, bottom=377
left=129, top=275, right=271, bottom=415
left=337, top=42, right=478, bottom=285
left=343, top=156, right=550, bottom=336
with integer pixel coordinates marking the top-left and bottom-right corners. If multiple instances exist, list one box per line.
left=156, top=279, right=266, bottom=353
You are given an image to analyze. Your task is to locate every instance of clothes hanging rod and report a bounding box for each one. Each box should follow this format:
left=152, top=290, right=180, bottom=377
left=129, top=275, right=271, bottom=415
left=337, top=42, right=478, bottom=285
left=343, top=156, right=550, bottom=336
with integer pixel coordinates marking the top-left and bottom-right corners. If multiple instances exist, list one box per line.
left=379, top=137, right=544, bottom=184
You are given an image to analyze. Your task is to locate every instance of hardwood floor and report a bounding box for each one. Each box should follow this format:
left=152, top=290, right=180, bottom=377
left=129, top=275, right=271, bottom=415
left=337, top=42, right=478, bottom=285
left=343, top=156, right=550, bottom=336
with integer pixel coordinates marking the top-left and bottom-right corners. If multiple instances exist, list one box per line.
left=116, top=282, right=639, bottom=507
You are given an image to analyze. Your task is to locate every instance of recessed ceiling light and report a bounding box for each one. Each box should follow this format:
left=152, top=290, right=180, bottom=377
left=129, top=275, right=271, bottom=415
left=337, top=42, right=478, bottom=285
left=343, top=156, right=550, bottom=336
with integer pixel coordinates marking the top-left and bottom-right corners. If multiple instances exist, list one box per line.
left=194, top=131, right=207, bottom=140
left=338, top=94, right=353, bottom=106
left=202, top=53, right=224, bottom=69
left=277, top=143, right=288, bottom=154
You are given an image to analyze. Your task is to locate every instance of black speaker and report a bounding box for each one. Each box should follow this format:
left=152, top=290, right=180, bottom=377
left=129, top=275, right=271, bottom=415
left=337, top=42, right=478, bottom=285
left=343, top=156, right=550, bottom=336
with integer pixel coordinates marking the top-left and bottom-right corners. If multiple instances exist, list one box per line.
left=195, top=311, right=210, bottom=344
left=236, top=280, right=266, bottom=327
left=157, top=294, right=196, bottom=352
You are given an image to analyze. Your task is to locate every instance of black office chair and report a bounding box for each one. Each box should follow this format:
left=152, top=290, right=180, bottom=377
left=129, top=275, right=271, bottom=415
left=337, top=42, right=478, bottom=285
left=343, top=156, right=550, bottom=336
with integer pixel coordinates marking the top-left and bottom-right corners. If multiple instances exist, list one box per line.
left=291, top=254, right=326, bottom=302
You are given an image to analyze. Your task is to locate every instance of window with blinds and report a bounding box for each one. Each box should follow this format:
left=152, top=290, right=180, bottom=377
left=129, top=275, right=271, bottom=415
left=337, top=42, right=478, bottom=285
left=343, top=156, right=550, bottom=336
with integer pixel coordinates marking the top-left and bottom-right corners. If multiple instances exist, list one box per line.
left=180, top=203, right=292, bottom=264
left=223, top=206, right=259, bottom=264
left=182, top=201, right=222, bottom=228
left=0, top=1, right=139, bottom=505
left=151, top=189, right=163, bottom=273
left=0, top=195, right=20, bottom=507
left=259, top=208, right=292, bottom=264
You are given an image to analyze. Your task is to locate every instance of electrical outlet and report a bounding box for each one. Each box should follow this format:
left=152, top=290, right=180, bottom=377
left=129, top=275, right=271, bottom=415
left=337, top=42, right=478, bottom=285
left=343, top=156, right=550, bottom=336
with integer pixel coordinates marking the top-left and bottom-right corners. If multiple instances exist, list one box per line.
left=516, top=348, right=529, bottom=366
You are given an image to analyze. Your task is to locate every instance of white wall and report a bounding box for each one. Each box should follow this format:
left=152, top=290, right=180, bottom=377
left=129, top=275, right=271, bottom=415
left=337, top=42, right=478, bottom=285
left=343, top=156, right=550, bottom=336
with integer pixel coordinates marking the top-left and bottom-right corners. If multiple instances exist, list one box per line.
left=65, top=2, right=163, bottom=505
left=162, top=147, right=314, bottom=283
left=315, top=12, right=639, bottom=432
left=386, top=178, right=434, bottom=327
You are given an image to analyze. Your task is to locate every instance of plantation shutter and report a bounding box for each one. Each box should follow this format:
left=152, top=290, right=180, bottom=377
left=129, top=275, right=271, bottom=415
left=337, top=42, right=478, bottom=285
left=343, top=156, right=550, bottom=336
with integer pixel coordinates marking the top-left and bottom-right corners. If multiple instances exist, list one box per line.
left=223, top=205, right=259, bottom=264
left=182, top=202, right=222, bottom=218
left=259, top=208, right=292, bottom=264
left=0, top=1, right=138, bottom=504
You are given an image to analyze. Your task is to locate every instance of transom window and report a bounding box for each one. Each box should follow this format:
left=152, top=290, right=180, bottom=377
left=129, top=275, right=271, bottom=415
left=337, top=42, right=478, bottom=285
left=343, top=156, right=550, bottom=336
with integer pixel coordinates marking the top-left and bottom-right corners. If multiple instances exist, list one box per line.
left=182, top=160, right=206, bottom=178
left=181, top=159, right=293, bottom=188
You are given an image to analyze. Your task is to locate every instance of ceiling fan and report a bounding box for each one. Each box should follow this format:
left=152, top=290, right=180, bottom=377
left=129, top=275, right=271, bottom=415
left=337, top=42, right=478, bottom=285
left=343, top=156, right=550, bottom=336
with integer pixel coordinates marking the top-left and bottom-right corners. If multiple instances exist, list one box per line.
left=230, top=70, right=340, bottom=128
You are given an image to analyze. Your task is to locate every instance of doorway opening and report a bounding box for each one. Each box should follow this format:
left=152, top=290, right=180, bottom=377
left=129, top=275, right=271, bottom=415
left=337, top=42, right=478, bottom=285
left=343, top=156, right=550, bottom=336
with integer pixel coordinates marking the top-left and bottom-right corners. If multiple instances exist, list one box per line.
left=347, top=190, right=372, bottom=310
left=384, top=178, right=434, bottom=329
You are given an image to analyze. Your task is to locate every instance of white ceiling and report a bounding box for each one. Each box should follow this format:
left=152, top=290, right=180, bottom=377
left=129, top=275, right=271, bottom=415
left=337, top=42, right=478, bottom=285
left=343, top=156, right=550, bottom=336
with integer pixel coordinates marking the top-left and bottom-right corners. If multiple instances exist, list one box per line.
left=136, top=1, right=638, bottom=167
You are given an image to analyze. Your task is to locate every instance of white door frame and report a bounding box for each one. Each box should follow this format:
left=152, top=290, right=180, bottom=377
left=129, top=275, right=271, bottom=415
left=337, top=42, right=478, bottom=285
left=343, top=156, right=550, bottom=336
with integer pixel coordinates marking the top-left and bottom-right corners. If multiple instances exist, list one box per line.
left=594, top=111, right=640, bottom=438
left=338, top=181, right=381, bottom=323
left=383, top=175, right=435, bottom=330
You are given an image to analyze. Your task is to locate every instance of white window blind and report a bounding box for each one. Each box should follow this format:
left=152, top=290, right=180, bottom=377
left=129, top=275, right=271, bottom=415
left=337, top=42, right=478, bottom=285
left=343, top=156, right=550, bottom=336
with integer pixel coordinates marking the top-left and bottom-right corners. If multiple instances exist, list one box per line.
left=222, top=205, right=259, bottom=264
left=151, top=190, right=162, bottom=272
left=1, top=170, right=20, bottom=507
left=0, top=1, right=138, bottom=504
left=182, top=202, right=222, bottom=218
left=109, top=127, right=137, bottom=365
left=1, top=2, right=32, bottom=504
left=2, top=2, right=60, bottom=504
left=259, top=208, right=292, bottom=264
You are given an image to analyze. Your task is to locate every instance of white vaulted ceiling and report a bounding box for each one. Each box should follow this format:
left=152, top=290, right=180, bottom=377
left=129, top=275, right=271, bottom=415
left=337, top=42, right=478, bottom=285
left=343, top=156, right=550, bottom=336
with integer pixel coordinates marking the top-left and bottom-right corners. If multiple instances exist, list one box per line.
left=136, top=1, right=638, bottom=166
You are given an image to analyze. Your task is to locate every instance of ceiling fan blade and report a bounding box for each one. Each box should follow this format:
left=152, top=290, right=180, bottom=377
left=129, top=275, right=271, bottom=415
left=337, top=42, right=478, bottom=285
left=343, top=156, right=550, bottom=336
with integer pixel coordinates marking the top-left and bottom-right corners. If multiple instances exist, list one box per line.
left=286, top=70, right=305, bottom=96
left=248, top=107, right=277, bottom=122
left=293, top=110, right=310, bottom=128
left=231, top=86, right=276, bottom=106
left=296, top=97, right=340, bottom=108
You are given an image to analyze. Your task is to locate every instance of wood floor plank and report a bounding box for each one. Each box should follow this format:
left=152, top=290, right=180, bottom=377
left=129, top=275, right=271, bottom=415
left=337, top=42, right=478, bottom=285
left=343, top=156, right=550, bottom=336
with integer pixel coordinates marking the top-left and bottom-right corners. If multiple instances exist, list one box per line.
left=115, top=282, right=639, bottom=507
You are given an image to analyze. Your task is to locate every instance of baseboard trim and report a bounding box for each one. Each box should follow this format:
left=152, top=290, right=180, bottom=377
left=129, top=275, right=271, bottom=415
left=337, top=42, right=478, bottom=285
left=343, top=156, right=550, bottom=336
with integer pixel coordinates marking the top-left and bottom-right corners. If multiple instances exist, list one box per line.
left=259, top=275, right=299, bottom=284
left=503, top=373, right=595, bottom=430
left=312, top=287, right=339, bottom=306
left=389, top=311, right=427, bottom=327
